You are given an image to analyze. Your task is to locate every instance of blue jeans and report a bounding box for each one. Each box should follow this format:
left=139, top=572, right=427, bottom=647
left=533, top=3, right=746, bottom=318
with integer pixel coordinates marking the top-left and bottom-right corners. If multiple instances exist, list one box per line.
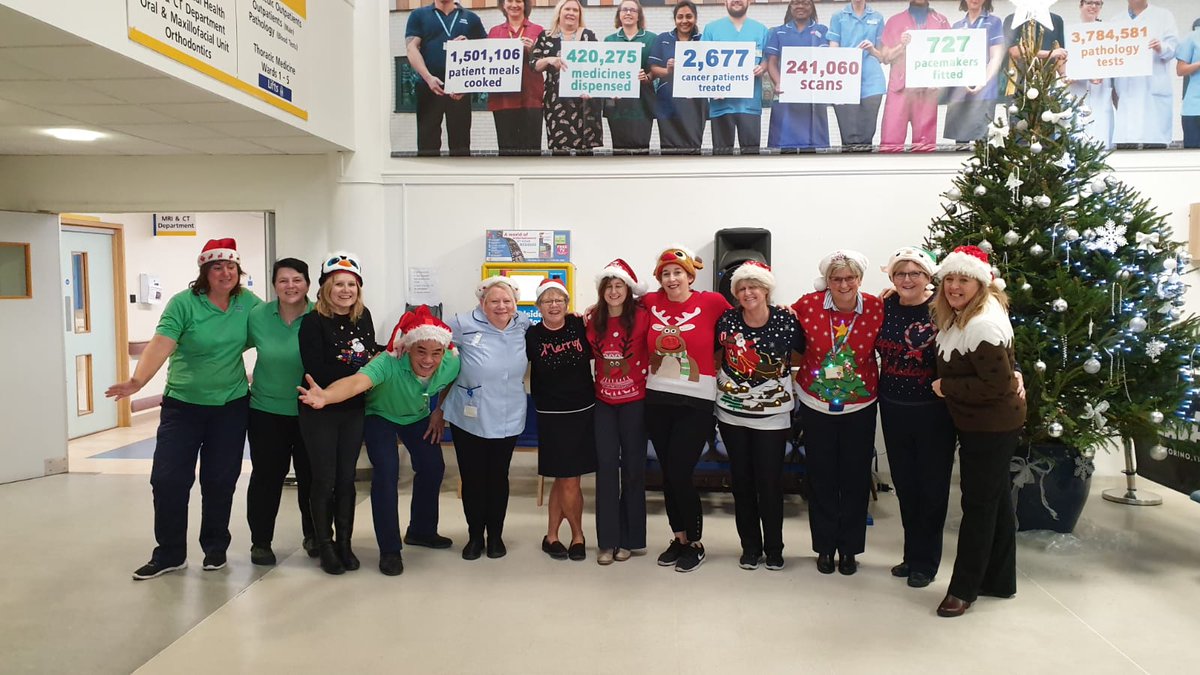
left=150, top=395, right=249, bottom=564
left=364, top=414, right=446, bottom=554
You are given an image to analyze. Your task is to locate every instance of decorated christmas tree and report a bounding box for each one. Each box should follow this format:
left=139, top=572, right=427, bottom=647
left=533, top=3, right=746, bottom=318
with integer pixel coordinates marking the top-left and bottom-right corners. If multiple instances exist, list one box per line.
left=925, top=24, right=1200, bottom=458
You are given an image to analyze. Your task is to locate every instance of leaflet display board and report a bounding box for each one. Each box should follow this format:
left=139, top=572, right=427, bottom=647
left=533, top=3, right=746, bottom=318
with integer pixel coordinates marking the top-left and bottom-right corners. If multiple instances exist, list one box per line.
left=481, top=262, right=574, bottom=323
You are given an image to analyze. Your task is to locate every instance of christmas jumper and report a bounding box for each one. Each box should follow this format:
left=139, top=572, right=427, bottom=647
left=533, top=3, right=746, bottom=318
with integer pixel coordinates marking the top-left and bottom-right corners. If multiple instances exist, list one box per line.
left=715, top=306, right=806, bottom=430
left=792, top=291, right=883, bottom=414
left=525, top=315, right=595, bottom=413
left=875, top=294, right=939, bottom=403
left=643, top=289, right=732, bottom=403
left=298, top=308, right=379, bottom=411
left=934, top=297, right=1026, bottom=433
left=587, top=309, right=650, bottom=404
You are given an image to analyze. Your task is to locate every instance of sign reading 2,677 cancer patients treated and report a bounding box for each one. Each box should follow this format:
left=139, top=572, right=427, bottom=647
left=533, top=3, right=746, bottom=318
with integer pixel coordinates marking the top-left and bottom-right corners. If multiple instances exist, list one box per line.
left=904, top=29, right=987, bottom=89
left=558, top=42, right=643, bottom=98
left=671, top=41, right=756, bottom=99
left=126, top=0, right=307, bottom=119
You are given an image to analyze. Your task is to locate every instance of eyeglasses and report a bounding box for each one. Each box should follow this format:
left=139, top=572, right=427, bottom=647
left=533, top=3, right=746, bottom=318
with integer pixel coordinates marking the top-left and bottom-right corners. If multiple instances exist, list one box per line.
left=892, top=271, right=928, bottom=281
left=828, top=275, right=859, bottom=285
left=1082, top=1, right=1103, bottom=6
left=540, top=298, right=567, bottom=306
left=619, top=7, right=639, bottom=13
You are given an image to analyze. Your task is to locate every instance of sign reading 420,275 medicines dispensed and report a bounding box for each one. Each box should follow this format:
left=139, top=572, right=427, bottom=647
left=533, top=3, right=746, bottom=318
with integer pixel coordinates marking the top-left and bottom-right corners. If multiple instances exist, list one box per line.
left=558, top=42, right=643, bottom=99
left=905, top=29, right=987, bottom=89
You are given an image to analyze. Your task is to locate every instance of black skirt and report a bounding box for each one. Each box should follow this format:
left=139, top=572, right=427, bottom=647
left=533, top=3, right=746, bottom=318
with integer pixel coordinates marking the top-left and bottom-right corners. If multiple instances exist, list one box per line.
left=537, top=407, right=598, bottom=478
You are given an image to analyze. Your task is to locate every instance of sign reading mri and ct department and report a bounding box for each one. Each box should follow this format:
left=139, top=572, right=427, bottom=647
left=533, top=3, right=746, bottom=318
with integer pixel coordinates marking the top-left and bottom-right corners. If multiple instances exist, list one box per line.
left=126, top=0, right=307, bottom=119
left=904, top=29, right=987, bottom=89
left=153, top=213, right=197, bottom=237
left=1064, top=20, right=1154, bottom=81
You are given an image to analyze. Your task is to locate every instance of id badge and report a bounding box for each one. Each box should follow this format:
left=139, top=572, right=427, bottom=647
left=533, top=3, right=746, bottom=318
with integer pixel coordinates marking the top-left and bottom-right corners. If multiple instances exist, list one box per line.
left=464, top=404, right=479, bottom=418
left=823, top=365, right=844, bottom=380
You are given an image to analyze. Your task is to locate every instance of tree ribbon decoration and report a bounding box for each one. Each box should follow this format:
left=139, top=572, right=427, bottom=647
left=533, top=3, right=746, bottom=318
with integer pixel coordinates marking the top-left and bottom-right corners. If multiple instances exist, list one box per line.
left=1135, top=231, right=1161, bottom=254
left=1010, top=456, right=1059, bottom=524
left=1079, top=400, right=1109, bottom=429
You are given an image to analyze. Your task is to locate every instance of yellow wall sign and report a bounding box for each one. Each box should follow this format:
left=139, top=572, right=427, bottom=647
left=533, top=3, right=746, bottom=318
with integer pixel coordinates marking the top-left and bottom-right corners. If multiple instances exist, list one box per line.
left=126, top=0, right=308, bottom=120
left=153, top=213, right=197, bottom=237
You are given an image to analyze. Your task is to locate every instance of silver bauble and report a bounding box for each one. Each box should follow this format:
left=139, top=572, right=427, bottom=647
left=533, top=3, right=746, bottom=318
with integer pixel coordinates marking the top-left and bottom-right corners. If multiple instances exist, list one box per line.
left=1149, top=410, right=1165, bottom=424
left=1031, top=141, right=1043, bottom=154
left=1008, top=104, right=1018, bottom=115
left=1047, top=421, right=1064, bottom=438
left=1035, top=195, right=1052, bottom=208
left=1118, top=269, right=1131, bottom=280
left=1083, top=357, right=1101, bottom=374
left=1122, top=211, right=1134, bottom=223
left=1031, top=243, right=1046, bottom=257
left=1041, top=111, right=1055, bottom=123
left=1016, top=119, right=1029, bottom=131
left=947, top=187, right=962, bottom=201
left=1034, top=360, right=1047, bottom=373
left=1026, top=87, right=1040, bottom=100
left=974, top=185, right=988, bottom=196
left=1065, top=228, right=1080, bottom=242
left=1022, top=196, right=1034, bottom=207
left=1050, top=296, right=1067, bottom=311
left=1129, top=316, right=1148, bottom=333
left=1163, top=258, right=1177, bottom=271
left=1090, top=178, right=1106, bottom=193
left=979, top=239, right=994, bottom=254
left=946, top=203, right=959, bottom=215
left=1149, top=445, right=1168, bottom=461
left=1003, top=230, right=1020, bottom=245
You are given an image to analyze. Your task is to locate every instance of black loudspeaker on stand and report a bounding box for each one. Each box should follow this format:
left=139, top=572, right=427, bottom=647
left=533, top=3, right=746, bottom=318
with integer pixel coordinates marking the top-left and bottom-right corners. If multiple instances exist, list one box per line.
left=714, top=227, right=772, bottom=305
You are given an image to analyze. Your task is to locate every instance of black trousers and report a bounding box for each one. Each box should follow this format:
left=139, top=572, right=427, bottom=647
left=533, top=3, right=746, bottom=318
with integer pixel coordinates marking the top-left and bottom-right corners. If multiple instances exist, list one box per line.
left=149, top=395, right=249, bottom=564
left=718, top=422, right=788, bottom=557
left=492, top=108, right=542, bottom=155
left=645, top=402, right=712, bottom=543
left=246, top=409, right=314, bottom=546
left=658, top=98, right=707, bottom=154
left=711, top=113, right=761, bottom=155
left=450, top=424, right=517, bottom=541
left=880, top=399, right=957, bottom=576
left=594, top=400, right=648, bottom=551
left=832, top=95, right=883, bottom=146
left=800, top=403, right=877, bottom=556
left=298, top=406, right=363, bottom=546
left=948, top=429, right=1019, bottom=603
left=416, top=84, right=472, bottom=157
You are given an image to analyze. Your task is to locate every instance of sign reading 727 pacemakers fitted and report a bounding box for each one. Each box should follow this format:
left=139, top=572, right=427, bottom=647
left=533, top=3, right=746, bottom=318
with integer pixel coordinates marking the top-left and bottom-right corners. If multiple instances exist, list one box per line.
left=443, top=38, right=525, bottom=94
left=778, top=47, right=862, bottom=105
left=904, top=29, right=987, bottom=89
left=671, top=41, right=756, bottom=99
left=1064, top=21, right=1153, bottom=80
left=558, top=42, right=643, bottom=98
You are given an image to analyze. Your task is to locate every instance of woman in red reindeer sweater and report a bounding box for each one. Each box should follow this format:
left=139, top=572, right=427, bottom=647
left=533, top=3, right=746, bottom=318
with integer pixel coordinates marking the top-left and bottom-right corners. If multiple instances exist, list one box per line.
left=643, top=245, right=731, bottom=573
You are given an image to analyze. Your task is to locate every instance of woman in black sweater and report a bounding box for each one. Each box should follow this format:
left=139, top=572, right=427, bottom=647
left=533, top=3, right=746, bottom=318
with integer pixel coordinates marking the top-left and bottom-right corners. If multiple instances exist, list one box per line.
left=298, top=252, right=378, bottom=575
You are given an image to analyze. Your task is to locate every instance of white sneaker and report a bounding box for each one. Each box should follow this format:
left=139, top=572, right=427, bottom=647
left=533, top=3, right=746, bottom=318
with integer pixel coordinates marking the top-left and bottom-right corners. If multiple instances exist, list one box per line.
left=597, top=549, right=615, bottom=565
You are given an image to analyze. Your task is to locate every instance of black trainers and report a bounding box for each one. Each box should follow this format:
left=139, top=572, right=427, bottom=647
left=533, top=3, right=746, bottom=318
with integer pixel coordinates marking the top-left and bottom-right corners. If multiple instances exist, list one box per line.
left=250, top=544, right=276, bottom=566
left=765, top=552, right=785, bottom=571
left=891, top=562, right=910, bottom=578
left=739, top=553, right=761, bottom=570
left=404, top=532, right=453, bottom=549
left=675, top=543, right=705, bottom=573
left=132, top=560, right=187, bottom=580
left=303, top=537, right=319, bottom=559
left=202, top=551, right=227, bottom=571
left=379, top=552, right=404, bottom=576
left=656, top=539, right=687, bottom=567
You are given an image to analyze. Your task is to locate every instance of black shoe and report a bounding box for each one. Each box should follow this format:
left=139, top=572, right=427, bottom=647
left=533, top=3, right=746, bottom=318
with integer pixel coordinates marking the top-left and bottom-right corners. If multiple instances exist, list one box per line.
left=542, top=536, right=568, bottom=560
left=891, top=562, right=910, bottom=578
left=486, top=537, right=507, bottom=559
left=250, top=544, right=276, bottom=566
left=675, top=542, right=705, bottom=573
left=318, top=545, right=345, bottom=575
left=337, top=542, right=360, bottom=571
left=657, top=539, right=687, bottom=567
left=838, top=554, right=858, bottom=576
left=568, top=542, right=586, bottom=561
left=202, top=551, right=227, bottom=571
left=379, top=552, right=404, bottom=576
left=816, top=553, right=835, bottom=574
left=908, top=571, right=934, bottom=588
left=303, top=537, right=319, bottom=559
left=404, top=532, right=453, bottom=549
left=764, top=553, right=785, bottom=571
left=132, top=559, right=187, bottom=580
left=739, top=553, right=762, bottom=570
left=462, top=538, right=485, bottom=561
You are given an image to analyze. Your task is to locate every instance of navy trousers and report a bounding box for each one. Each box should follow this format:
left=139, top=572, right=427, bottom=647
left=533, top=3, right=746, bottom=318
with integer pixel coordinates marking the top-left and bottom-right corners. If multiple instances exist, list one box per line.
left=363, top=414, right=446, bottom=554
left=800, top=403, right=877, bottom=557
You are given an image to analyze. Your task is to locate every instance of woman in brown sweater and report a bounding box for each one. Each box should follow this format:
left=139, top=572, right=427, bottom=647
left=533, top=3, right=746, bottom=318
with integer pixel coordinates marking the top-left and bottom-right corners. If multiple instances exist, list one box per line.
left=930, top=246, right=1025, bottom=618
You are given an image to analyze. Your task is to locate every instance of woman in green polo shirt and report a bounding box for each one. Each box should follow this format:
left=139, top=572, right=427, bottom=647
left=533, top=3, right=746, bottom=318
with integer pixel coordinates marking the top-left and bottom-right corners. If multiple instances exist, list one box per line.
left=244, top=258, right=315, bottom=567
left=604, top=0, right=658, bottom=152
left=106, top=238, right=262, bottom=581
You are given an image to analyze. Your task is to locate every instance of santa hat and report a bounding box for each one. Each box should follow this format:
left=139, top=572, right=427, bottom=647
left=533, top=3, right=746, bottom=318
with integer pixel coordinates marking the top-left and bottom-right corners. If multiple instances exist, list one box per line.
left=595, top=258, right=647, bottom=297
left=386, top=305, right=455, bottom=357
left=320, top=251, right=363, bottom=286
left=535, top=277, right=569, bottom=301
left=814, top=249, right=869, bottom=291
left=476, top=276, right=520, bottom=300
left=730, top=260, right=775, bottom=293
left=880, top=246, right=938, bottom=278
left=654, top=244, right=704, bottom=279
left=197, top=238, right=239, bottom=267
left=936, top=245, right=1006, bottom=291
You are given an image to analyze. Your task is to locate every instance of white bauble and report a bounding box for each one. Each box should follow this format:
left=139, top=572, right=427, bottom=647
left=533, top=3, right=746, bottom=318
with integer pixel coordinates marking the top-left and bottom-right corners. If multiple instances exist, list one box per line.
left=1050, top=296, right=1067, bottom=311
left=1034, top=360, right=1047, bottom=373
left=1031, top=243, right=1046, bottom=257
left=1149, top=445, right=1168, bottom=461
left=1026, top=87, right=1040, bottom=100
left=1041, top=111, right=1055, bottom=123
left=1065, top=228, right=1080, bottom=242
left=1035, top=195, right=1052, bottom=208
left=947, top=187, right=962, bottom=201
left=1149, top=410, right=1165, bottom=424
left=974, top=185, right=988, bottom=196
left=1003, top=230, right=1020, bottom=245
left=1163, top=258, right=1177, bottom=271
left=1083, top=358, right=1101, bottom=374
left=1031, top=141, right=1043, bottom=154
left=979, top=239, right=994, bottom=253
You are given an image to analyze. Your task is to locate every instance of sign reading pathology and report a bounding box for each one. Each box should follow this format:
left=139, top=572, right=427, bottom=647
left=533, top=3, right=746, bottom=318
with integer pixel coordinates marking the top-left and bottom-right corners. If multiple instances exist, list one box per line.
left=558, top=42, right=643, bottom=98
left=1065, top=21, right=1153, bottom=81
left=904, top=29, right=987, bottom=89
left=126, top=0, right=307, bottom=119
left=444, top=39, right=524, bottom=94
left=671, top=41, right=756, bottom=99
left=777, top=47, right=862, bottom=105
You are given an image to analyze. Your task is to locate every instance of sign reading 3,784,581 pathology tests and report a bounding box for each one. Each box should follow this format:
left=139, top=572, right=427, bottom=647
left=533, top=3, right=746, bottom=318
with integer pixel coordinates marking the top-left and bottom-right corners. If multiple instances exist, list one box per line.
left=904, top=29, right=987, bottom=89
left=558, top=42, right=643, bottom=98
left=1064, top=20, right=1153, bottom=80
left=671, top=41, right=757, bottom=99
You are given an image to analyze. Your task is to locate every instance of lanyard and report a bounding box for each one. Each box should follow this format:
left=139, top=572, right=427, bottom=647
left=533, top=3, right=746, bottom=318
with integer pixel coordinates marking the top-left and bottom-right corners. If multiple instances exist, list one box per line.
left=435, top=9, right=460, bottom=39
left=508, top=23, right=525, bottom=39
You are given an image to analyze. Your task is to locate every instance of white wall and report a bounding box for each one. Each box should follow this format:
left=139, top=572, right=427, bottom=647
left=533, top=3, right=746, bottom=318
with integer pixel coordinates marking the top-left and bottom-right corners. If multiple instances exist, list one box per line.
left=0, top=210, right=68, bottom=483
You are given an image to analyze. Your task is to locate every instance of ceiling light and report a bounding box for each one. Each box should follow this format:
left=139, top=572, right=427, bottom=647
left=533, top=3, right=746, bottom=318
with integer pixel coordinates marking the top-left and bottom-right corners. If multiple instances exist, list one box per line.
left=45, top=128, right=104, bottom=142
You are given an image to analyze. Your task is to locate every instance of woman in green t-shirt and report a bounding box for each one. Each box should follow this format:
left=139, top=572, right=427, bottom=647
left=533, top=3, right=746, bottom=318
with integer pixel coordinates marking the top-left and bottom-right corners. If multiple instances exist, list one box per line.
left=107, top=238, right=261, bottom=581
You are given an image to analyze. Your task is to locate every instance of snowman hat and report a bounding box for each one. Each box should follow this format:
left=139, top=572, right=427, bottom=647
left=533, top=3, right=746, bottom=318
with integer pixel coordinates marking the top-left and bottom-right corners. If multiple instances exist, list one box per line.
left=320, top=251, right=363, bottom=286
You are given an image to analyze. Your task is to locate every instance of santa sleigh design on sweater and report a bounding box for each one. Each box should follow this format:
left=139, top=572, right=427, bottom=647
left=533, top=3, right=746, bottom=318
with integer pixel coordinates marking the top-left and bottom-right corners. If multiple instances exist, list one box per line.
left=650, top=306, right=701, bottom=382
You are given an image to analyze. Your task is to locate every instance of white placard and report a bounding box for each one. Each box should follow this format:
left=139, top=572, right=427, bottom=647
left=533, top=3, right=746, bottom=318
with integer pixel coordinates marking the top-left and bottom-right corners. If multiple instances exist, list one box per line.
left=558, top=42, right=642, bottom=98
left=408, top=267, right=440, bottom=305
left=444, top=38, right=525, bottom=94
left=777, top=47, right=863, bottom=104
left=153, top=213, right=196, bottom=237
left=905, top=29, right=988, bottom=88
left=237, top=0, right=305, bottom=111
left=1064, top=20, right=1153, bottom=80
left=671, top=41, right=757, bottom=99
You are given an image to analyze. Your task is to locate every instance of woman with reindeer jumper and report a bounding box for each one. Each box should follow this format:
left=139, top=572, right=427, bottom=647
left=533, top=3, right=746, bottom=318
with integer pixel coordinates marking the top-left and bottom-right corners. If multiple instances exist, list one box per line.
left=715, top=261, right=805, bottom=572
left=642, top=245, right=731, bottom=573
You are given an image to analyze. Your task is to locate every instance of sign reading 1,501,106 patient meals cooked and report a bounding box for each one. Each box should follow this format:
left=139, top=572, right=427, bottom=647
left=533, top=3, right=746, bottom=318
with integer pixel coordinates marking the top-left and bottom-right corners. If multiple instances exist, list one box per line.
left=126, top=0, right=307, bottom=120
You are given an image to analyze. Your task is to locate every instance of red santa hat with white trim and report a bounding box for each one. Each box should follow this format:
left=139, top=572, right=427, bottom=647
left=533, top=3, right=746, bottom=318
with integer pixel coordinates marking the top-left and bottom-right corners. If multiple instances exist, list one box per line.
left=197, top=238, right=240, bottom=267
left=535, top=277, right=569, bottom=301
left=595, top=258, right=647, bottom=297
left=385, top=304, right=456, bottom=357
left=730, top=260, right=775, bottom=293
left=936, top=245, right=1006, bottom=291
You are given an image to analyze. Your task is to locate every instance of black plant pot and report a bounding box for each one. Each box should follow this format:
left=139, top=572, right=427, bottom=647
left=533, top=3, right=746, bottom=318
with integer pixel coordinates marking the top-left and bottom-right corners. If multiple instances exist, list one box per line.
left=1012, top=443, right=1094, bottom=534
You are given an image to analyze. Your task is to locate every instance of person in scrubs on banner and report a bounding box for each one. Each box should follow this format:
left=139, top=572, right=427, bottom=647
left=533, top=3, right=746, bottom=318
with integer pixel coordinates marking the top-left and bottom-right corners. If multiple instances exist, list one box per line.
left=1178, top=17, right=1200, bottom=148
left=1110, top=0, right=1178, bottom=146
left=1066, top=0, right=1114, bottom=148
